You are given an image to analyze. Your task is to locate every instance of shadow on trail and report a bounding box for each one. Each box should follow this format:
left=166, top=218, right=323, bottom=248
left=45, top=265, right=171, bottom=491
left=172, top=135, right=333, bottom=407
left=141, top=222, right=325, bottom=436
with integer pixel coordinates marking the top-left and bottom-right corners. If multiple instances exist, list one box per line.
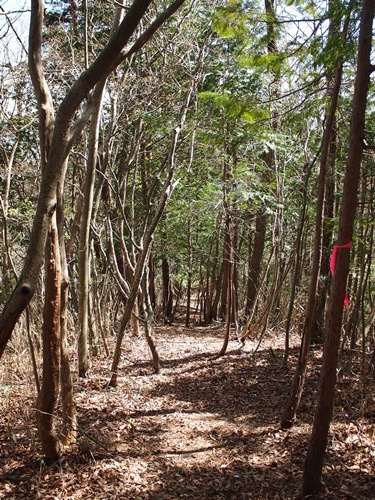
left=146, top=345, right=310, bottom=426
left=123, top=350, right=220, bottom=374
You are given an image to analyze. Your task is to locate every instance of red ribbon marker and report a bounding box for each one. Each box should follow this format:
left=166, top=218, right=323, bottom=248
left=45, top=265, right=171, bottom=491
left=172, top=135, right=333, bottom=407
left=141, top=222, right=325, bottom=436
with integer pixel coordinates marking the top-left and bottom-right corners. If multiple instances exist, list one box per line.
left=329, top=241, right=352, bottom=307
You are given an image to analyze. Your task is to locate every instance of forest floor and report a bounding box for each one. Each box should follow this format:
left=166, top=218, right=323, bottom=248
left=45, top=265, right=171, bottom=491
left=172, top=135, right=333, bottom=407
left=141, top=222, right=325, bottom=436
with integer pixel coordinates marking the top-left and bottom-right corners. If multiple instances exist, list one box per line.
left=0, top=321, right=374, bottom=499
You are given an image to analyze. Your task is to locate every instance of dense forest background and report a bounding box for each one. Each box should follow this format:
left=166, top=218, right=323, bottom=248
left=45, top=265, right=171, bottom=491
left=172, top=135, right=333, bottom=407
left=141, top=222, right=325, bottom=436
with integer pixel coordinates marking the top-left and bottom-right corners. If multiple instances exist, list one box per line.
left=0, top=0, right=374, bottom=498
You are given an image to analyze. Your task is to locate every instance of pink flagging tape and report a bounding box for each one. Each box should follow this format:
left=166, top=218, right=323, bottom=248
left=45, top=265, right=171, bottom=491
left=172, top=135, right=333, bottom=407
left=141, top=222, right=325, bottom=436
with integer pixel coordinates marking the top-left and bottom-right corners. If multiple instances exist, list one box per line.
left=329, top=241, right=353, bottom=307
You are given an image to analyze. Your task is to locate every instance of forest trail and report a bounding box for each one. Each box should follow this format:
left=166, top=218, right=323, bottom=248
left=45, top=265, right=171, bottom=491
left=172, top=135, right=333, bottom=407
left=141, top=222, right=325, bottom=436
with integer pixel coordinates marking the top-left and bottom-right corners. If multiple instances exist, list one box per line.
left=0, top=324, right=374, bottom=499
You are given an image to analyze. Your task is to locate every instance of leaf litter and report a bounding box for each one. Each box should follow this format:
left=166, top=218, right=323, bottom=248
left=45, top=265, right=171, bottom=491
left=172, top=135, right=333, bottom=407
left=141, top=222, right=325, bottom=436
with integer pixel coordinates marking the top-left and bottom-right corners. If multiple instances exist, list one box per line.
left=0, top=322, right=374, bottom=499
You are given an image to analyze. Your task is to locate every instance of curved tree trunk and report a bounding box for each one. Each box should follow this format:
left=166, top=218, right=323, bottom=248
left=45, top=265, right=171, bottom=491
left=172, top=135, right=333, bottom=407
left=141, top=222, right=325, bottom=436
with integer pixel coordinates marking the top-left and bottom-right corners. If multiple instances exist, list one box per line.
left=28, top=0, right=62, bottom=460
left=142, top=262, right=161, bottom=373
left=206, top=214, right=222, bottom=322
left=218, top=223, right=232, bottom=357
left=77, top=81, right=107, bottom=377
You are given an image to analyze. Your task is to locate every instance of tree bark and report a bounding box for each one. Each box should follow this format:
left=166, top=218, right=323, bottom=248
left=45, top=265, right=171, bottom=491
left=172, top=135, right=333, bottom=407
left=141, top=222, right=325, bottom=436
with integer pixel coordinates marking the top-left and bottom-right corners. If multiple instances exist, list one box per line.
left=36, top=211, right=62, bottom=462
left=28, top=0, right=64, bottom=460
left=142, top=263, right=161, bottom=373
left=302, top=0, right=374, bottom=494
left=58, top=170, right=76, bottom=446
left=218, top=217, right=232, bottom=357
left=281, top=25, right=346, bottom=427
left=1, top=141, right=19, bottom=298
left=245, top=209, right=267, bottom=315
left=185, top=217, right=192, bottom=327
left=77, top=93, right=104, bottom=376
left=283, top=162, right=311, bottom=363
left=162, top=258, right=174, bottom=323
left=311, top=166, right=335, bottom=343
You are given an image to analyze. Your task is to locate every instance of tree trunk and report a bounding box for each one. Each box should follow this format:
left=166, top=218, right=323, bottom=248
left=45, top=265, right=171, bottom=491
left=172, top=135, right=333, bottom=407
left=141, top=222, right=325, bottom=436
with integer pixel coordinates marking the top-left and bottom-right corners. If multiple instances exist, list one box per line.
left=281, top=27, right=346, bottom=428
left=311, top=166, right=335, bottom=343
left=219, top=226, right=231, bottom=320
left=283, top=162, right=311, bottom=363
left=29, top=0, right=62, bottom=461
left=244, top=0, right=277, bottom=318
left=302, top=1, right=374, bottom=494
left=36, top=212, right=62, bottom=462
left=142, top=263, right=161, bottom=373
left=1, top=141, right=18, bottom=298
left=162, top=258, right=173, bottom=323
left=78, top=1, right=126, bottom=376
left=58, top=169, right=76, bottom=446
left=345, top=176, right=370, bottom=353
left=206, top=214, right=222, bottom=322
left=78, top=82, right=105, bottom=377
left=148, top=252, right=157, bottom=311
left=231, top=210, right=239, bottom=330
left=245, top=209, right=267, bottom=315
left=218, top=219, right=232, bottom=357
left=185, top=217, right=192, bottom=327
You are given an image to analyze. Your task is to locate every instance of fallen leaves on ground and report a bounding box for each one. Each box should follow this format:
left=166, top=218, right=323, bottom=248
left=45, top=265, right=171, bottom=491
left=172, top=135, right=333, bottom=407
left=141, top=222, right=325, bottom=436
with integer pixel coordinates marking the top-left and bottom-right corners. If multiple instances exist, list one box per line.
left=0, top=323, right=374, bottom=499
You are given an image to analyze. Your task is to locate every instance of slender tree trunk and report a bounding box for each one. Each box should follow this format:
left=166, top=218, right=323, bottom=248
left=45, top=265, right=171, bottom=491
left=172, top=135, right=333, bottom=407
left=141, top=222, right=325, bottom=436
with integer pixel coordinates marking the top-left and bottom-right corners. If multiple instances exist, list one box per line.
left=78, top=2, right=126, bottom=377
left=162, top=258, right=173, bottom=323
left=345, top=176, right=369, bottom=353
left=78, top=107, right=100, bottom=375
left=246, top=209, right=267, bottom=314
left=1, top=141, right=18, bottom=298
left=231, top=210, right=239, bottom=330
left=78, top=83, right=105, bottom=377
left=219, top=221, right=232, bottom=357
left=142, top=262, right=161, bottom=373
left=57, top=169, right=76, bottom=446
left=281, top=50, right=345, bottom=429
left=219, top=225, right=231, bottom=320
left=364, top=284, right=375, bottom=377
left=36, top=212, right=62, bottom=462
left=347, top=238, right=367, bottom=352
left=206, top=214, right=222, bottom=322
left=244, top=0, right=277, bottom=321
left=148, top=252, right=157, bottom=310
left=110, top=239, right=161, bottom=387
left=283, top=163, right=311, bottom=363
left=219, top=139, right=231, bottom=321
left=185, top=216, right=192, bottom=327
left=302, top=1, right=374, bottom=494
left=211, top=260, right=224, bottom=321
left=311, top=154, right=336, bottom=343
left=282, top=1, right=353, bottom=427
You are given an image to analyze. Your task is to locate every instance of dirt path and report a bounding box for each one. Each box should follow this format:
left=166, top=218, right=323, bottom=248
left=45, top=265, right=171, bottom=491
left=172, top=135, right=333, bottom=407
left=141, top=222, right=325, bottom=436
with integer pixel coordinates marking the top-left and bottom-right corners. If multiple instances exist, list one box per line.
left=0, top=324, right=374, bottom=499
